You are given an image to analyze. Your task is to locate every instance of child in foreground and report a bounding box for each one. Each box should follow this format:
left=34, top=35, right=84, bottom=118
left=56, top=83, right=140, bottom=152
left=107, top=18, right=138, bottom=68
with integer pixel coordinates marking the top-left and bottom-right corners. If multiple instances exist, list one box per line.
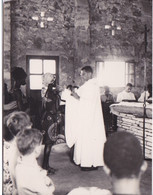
left=3, top=111, right=32, bottom=195
left=15, top=128, right=55, bottom=195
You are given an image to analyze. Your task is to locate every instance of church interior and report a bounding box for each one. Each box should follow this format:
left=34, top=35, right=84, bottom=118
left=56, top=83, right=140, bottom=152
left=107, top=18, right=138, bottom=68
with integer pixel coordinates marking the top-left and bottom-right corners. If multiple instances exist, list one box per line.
left=3, top=0, right=152, bottom=195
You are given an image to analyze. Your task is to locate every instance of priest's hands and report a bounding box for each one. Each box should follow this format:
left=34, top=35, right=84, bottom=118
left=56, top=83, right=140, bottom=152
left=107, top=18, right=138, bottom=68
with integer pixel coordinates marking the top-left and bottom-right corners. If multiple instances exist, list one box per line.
left=71, top=91, right=80, bottom=100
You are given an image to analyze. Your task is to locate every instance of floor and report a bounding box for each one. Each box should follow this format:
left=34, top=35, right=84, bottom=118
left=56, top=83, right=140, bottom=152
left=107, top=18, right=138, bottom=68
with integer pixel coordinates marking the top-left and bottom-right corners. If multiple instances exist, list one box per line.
left=38, top=143, right=152, bottom=195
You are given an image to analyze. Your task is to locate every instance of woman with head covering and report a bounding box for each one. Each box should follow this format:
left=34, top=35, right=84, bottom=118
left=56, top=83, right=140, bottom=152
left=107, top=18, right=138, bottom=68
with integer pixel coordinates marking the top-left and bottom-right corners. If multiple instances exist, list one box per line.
left=10, top=67, right=29, bottom=112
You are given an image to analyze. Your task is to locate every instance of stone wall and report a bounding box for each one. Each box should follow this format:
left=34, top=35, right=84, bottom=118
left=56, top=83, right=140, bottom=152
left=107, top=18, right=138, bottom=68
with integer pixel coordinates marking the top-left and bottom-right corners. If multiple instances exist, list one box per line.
left=10, top=0, right=76, bottom=87
left=3, top=0, right=152, bottom=91
left=117, top=113, right=152, bottom=159
left=3, top=2, right=11, bottom=90
left=88, top=0, right=152, bottom=87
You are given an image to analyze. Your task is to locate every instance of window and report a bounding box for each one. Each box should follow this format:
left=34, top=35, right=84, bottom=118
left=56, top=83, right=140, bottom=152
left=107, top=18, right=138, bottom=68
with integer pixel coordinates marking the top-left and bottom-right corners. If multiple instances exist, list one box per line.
left=125, top=62, right=135, bottom=85
left=96, top=61, right=135, bottom=87
left=29, top=58, right=56, bottom=90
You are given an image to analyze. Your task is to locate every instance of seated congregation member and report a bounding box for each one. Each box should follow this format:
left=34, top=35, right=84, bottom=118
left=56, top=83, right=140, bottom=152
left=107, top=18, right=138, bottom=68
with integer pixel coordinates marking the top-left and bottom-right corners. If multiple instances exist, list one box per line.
left=10, top=67, right=29, bottom=112
left=101, top=86, right=114, bottom=136
left=116, top=83, right=136, bottom=102
left=101, top=86, right=114, bottom=103
left=15, top=128, right=55, bottom=195
left=3, top=111, right=32, bottom=195
left=138, top=83, right=152, bottom=102
left=103, top=131, right=148, bottom=195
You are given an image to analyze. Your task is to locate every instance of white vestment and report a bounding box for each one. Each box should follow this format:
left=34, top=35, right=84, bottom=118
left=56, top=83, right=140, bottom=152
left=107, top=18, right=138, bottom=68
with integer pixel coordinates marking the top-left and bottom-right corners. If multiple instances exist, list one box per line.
left=62, top=89, right=79, bottom=148
left=69, top=78, right=106, bottom=167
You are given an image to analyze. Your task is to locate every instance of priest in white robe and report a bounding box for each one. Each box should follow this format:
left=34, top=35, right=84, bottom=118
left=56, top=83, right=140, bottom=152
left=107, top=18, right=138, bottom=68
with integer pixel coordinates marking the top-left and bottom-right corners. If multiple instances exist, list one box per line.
left=65, top=66, right=106, bottom=170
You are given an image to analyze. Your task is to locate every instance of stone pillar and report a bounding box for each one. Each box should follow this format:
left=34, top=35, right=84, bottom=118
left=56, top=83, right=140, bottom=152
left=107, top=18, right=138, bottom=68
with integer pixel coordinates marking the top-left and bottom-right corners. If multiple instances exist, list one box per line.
left=74, top=0, right=90, bottom=85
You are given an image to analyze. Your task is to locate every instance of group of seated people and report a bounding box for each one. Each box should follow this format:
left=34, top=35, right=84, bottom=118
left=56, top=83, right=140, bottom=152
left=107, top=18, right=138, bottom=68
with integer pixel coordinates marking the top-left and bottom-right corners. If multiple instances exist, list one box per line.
left=101, top=83, right=152, bottom=135
left=3, top=110, right=148, bottom=195
left=101, top=83, right=152, bottom=104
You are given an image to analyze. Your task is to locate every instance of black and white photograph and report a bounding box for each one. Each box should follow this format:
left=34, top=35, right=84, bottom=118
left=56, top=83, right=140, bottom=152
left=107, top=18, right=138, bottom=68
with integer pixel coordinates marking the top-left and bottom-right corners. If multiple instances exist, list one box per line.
left=2, top=0, right=152, bottom=194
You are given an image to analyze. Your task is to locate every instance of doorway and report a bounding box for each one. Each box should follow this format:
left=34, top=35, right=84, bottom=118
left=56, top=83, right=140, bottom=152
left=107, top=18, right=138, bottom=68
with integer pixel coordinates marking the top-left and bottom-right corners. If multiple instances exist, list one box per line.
left=26, top=55, right=59, bottom=127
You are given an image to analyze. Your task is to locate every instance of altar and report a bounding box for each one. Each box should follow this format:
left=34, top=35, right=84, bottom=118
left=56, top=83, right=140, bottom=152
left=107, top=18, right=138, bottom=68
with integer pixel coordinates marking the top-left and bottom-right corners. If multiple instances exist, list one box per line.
left=110, top=102, right=152, bottom=159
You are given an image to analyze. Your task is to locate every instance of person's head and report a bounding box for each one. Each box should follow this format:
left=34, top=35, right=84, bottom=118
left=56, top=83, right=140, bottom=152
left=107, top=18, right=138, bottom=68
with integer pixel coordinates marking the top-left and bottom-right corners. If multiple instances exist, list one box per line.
left=125, top=83, right=133, bottom=93
left=11, top=67, right=27, bottom=86
left=103, top=131, right=147, bottom=179
left=104, top=86, right=110, bottom=95
left=16, top=128, right=43, bottom=157
left=67, top=85, right=73, bottom=91
left=43, top=73, right=56, bottom=87
left=4, top=111, right=32, bottom=141
left=80, top=66, right=93, bottom=83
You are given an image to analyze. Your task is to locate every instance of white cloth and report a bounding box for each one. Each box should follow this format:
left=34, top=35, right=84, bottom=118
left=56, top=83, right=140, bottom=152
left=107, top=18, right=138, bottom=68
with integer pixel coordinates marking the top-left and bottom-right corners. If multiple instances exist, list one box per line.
left=138, top=91, right=150, bottom=102
left=116, top=90, right=136, bottom=102
left=15, top=156, right=55, bottom=195
left=62, top=89, right=79, bottom=148
left=68, top=187, right=112, bottom=195
left=59, top=90, right=66, bottom=106
left=68, top=78, right=106, bottom=167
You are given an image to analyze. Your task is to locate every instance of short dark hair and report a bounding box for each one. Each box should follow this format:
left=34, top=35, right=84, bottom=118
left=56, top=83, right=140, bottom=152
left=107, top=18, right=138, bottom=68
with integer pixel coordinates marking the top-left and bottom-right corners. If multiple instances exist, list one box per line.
left=81, top=66, right=93, bottom=74
left=16, top=128, right=42, bottom=155
left=67, top=85, right=73, bottom=91
left=4, top=111, right=32, bottom=139
left=104, top=131, right=143, bottom=179
left=126, top=83, right=133, bottom=87
left=11, top=67, right=27, bottom=81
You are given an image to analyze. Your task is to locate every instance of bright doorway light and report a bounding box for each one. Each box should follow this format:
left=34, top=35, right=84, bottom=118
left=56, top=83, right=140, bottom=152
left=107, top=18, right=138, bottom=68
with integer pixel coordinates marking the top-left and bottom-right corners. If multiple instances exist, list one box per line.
left=44, top=60, right=56, bottom=74
left=97, top=61, right=126, bottom=87
left=30, top=75, right=42, bottom=89
left=29, top=59, right=56, bottom=90
left=30, top=59, right=43, bottom=74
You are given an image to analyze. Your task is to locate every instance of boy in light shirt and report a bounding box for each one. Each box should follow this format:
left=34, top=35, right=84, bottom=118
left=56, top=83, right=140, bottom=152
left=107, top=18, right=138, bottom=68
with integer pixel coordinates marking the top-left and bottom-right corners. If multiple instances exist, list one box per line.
left=15, top=128, right=55, bottom=195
